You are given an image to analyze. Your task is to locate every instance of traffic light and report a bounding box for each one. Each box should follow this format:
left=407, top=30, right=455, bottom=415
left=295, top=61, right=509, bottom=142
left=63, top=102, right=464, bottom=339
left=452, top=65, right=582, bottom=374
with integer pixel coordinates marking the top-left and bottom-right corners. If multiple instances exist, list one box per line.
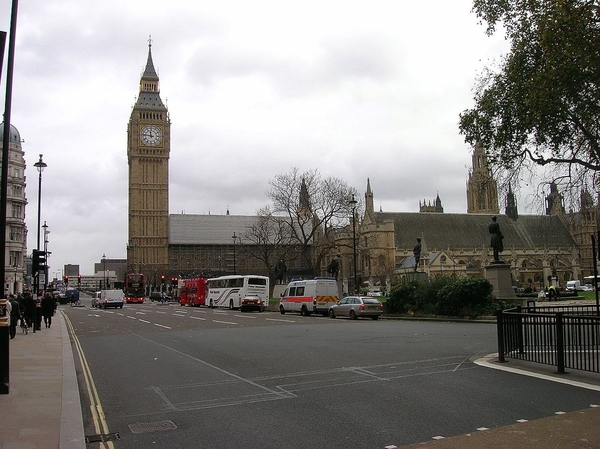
left=32, top=249, right=47, bottom=274
left=78, top=275, right=81, bottom=285
left=64, top=275, right=69, bottom=285
left=161, top=274, right=165, bottom=284
left=171, top=277, right=178, bottom=286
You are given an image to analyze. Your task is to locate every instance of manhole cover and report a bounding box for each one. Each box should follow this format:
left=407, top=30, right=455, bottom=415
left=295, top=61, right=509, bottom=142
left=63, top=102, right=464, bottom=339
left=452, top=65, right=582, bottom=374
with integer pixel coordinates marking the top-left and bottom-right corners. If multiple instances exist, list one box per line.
left=128, top=420, right=177, bottom=434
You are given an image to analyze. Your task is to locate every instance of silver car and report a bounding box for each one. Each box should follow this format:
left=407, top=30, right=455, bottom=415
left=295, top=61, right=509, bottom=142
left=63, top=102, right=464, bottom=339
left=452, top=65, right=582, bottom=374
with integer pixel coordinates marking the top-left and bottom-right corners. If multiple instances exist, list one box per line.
left=328, top=296, right=383, bottom=320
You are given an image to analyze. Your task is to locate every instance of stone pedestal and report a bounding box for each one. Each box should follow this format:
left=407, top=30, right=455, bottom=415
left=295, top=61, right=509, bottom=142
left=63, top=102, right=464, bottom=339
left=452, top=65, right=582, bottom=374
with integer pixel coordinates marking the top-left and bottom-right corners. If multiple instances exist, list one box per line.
left=406, top=271, right=429, bottom=283
left=485, top=263, right=515, bottom=299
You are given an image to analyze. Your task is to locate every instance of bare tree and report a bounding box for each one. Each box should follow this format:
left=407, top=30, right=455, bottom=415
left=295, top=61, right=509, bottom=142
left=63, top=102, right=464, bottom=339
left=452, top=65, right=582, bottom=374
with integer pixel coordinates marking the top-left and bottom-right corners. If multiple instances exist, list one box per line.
left=241, top=206, right=297, bottom=293
left=268, top=168, right=357, bottom=277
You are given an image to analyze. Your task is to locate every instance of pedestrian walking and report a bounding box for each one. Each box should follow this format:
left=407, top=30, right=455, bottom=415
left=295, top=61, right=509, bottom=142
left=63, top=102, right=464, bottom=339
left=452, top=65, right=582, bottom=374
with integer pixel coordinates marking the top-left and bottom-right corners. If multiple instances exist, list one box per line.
left=41, top=292, right=56, bottom=328
left=8, top=294, right=20, bottom=339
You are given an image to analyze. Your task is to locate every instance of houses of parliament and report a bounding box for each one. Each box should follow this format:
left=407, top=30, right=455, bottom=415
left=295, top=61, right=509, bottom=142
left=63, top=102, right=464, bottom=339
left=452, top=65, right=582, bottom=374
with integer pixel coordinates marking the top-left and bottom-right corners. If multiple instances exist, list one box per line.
left=126, top=42, right=598, bottom=291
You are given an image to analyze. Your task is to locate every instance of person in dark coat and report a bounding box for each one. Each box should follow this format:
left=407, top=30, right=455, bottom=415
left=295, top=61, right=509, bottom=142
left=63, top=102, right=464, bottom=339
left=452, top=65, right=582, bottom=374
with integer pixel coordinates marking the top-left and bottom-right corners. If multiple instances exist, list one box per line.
left=18, top=292, right=35, bottom=329
left=41, top=292, right=56, bottom=328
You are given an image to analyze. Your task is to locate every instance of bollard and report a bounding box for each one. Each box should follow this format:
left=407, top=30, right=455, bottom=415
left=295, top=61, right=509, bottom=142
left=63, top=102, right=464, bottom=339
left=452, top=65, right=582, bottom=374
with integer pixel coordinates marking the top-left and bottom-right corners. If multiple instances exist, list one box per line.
left=35, top=301, right=42, bottom=331
left=0, top=298, right=9, bottom=394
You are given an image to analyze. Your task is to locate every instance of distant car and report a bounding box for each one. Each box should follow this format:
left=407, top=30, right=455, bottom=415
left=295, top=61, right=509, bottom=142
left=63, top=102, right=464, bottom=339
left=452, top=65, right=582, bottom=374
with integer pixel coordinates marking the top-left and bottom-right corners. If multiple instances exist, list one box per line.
left=149, top=292, right=172, bottom=302
left=328, top=296, right=384, bottom=320
left=577, top=285, right=594, bottom=292
left=240, top=295, right=264, bottom=312
left=92, top=291, right=101, bottom=308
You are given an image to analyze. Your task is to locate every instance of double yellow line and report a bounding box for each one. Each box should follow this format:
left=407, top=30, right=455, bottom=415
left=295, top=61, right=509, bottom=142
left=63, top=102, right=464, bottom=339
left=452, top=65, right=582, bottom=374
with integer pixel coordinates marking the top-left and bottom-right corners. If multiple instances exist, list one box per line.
left=63, top=312, right=115, bottom=449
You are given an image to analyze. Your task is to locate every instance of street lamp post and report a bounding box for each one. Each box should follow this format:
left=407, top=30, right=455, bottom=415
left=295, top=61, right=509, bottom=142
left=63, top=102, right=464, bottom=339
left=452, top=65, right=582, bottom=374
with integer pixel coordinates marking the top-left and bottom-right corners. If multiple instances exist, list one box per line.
left=349, top=194, right=358, bottom=294
left=12, top=262, right=18, bottom=295
left=42, top=221, right=49, bottom=291
left=33, top=154, right=47, bottom=295
left=232, top=232, right=237, bottom=273
left=102, top=253, right=106, bottom=290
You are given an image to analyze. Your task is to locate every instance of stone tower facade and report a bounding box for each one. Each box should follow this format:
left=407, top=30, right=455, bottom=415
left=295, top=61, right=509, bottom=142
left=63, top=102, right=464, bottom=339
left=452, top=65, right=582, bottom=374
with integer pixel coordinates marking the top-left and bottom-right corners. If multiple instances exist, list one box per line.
left=127, top=41, right=170, bottom=279
left=0, top=124, right=27, bottom=294
left=466, top=142, right=499, bottom=214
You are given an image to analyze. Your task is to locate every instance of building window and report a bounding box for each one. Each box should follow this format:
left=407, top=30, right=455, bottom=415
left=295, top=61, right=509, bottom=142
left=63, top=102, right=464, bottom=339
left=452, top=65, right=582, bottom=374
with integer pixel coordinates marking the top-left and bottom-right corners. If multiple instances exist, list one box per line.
left=11, top=204, right=22, bottom=219
left=9, top=226, right=22, bottom=242
left=9, top=251, right=19, bottom=267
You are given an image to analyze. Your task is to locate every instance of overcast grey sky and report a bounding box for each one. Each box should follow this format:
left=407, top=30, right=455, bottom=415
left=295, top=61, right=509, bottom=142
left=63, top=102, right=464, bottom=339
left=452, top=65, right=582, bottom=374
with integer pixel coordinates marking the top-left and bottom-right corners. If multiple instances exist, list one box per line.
left=1, top=0, right=511, bottom=276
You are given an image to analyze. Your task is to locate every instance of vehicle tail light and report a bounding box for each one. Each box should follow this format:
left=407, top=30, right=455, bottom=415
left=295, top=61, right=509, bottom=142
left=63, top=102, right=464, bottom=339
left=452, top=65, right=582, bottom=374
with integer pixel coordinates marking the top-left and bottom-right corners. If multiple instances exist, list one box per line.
left=359, top=304, right=365, bottom=310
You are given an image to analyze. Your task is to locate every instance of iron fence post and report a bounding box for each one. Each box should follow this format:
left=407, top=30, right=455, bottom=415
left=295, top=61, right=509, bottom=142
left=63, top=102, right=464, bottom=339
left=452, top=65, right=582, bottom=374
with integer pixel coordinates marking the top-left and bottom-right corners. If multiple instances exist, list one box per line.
left=497, top=309, right=506, bottom=363
left=556, top=312, right=566, bottom=374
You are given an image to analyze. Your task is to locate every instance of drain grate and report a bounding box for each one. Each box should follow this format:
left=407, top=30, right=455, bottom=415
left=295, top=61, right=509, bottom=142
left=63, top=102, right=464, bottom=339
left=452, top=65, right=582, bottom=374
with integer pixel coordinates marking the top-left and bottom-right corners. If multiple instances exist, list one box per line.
left=128, top=420, right=178, bottom=434
left=85, top=432, right=120, bottom=443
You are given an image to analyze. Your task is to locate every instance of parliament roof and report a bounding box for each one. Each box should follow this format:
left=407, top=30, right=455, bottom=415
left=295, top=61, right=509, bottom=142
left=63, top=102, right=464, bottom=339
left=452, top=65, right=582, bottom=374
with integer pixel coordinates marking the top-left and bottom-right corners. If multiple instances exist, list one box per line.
left=371, top=212, right=576, bottom=251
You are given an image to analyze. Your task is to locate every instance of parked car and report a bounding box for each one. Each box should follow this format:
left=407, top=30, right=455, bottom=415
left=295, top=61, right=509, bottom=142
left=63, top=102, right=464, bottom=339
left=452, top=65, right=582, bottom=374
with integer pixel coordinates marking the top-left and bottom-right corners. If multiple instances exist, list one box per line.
left=240, top=295, right=264, bottom=312
left=577, top=285, right=594, bottom=292
left=149, top=291, right=173, bottom=302
left=328, top=296, right=384, bottom=320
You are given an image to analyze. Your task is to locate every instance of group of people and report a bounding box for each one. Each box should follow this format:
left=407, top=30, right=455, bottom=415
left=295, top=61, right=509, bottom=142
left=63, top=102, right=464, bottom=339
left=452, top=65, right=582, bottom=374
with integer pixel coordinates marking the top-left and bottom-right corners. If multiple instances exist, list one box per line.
left=6, top=290, right=57, bottom=339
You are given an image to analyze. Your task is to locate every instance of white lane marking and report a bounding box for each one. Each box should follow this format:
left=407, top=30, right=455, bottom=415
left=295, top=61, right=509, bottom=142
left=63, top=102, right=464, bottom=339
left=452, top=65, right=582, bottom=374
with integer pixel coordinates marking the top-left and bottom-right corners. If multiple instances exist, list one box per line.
left=136, top=312, right=146, bottom=315
left=213, top=320, right=238, bottom=325
left=139, top=319, right=150, bottom=324
left=156, top=311, right=167, bottom=314
left=88, top=314, right=100, bottom=317
left=154, top=323, right=171, bottom=329
left=174, top=310, right=188, bottom=314
left=127, top=316, right=136, bottom=320
left=190, top=316, right=206, bottom=321
left=234, top=314, right=257, bottom=319
left=266, top=318, right=296, bottom=323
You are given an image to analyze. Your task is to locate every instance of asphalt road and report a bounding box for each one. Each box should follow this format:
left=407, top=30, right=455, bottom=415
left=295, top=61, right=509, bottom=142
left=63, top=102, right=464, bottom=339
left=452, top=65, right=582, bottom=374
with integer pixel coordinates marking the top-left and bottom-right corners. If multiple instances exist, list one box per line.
left=62, top=294, right=600, bottom=449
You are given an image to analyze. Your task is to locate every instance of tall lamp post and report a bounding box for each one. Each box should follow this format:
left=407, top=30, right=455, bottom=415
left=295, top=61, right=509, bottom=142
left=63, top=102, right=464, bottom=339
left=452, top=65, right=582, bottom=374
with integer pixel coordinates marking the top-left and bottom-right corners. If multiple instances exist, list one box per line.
left=349, top=194, right=358, bottom=294
left=232, top=232, right=237, bottom=273
left=42, top=221, right=49, bottom=291
left=33, top=154, right=47, bottom=295
left=102, top=253, right=106, bottom=290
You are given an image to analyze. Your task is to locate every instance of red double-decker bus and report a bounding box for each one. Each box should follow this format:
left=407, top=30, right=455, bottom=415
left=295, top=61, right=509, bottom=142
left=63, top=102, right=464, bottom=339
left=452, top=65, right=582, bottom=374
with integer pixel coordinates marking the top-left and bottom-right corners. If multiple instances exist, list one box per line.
left=124, top=273, right=145, bottom=303
left=179, top=277, right=207, bottom=307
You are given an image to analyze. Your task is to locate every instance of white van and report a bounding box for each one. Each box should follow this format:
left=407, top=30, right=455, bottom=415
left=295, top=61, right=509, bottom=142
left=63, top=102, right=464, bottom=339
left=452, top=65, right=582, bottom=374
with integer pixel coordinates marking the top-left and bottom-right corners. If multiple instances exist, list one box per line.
left=566, top=280, right=581, bottom=291
left=279, top=277, right=339, bottom=316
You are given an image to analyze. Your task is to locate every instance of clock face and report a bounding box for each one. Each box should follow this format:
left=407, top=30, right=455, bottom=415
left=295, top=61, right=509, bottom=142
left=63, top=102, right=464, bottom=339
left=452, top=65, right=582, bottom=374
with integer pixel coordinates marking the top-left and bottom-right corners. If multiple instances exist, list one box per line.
left=140, top=125, right=162, bottom=146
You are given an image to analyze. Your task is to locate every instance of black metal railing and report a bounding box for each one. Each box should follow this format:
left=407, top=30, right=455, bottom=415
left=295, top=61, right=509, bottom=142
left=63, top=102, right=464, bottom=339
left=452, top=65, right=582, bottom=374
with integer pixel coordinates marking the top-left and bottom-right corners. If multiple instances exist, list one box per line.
left=497, top=304, right=600, bottom=374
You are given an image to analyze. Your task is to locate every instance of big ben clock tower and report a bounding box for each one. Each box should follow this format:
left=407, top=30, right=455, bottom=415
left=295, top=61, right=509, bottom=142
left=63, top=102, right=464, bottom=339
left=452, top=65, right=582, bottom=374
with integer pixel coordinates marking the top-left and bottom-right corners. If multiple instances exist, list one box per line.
left=127, top=39, right=170, bottom=281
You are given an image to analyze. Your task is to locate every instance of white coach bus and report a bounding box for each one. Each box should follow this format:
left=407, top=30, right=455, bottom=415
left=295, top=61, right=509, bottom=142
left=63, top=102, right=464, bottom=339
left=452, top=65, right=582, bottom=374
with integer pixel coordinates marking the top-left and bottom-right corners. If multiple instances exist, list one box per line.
left=206, top=275, right=270, bottom=310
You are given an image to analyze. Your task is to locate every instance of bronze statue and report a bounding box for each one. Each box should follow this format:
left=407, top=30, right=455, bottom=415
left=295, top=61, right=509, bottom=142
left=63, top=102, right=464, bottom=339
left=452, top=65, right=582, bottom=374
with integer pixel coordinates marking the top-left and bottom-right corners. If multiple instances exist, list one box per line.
left=413, top=238, right=421, bottom=272
left=326, top=258, right=340, bottom=279
left=489, top=215, right=504, bottom=262
left=274, top=258, right=287, bottom=284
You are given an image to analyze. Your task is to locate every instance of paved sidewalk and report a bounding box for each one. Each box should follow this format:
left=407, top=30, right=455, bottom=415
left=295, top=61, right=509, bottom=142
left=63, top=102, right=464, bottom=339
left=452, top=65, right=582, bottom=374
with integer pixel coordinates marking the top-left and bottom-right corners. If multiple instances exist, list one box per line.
left=1, top=307, right=599, bottom=448
left=0, top=310, right=85, bottom=449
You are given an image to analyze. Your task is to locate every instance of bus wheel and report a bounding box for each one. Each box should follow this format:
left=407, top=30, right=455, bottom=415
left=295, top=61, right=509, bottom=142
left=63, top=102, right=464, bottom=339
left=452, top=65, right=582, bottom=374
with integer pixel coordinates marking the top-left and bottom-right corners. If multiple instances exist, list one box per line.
left=229, top=299, right=234, bottom=310
left=279, top=306, right=285, bottom=315
left=210, top=299, right=214, bottom=309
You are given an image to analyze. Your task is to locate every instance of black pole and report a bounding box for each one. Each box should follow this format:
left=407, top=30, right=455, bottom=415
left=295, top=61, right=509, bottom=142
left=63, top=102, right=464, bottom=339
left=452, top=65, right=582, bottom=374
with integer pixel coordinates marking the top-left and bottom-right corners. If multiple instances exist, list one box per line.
left=592, top=234, right=599, bottom=316
left=1, top=0, right=20, bottom=396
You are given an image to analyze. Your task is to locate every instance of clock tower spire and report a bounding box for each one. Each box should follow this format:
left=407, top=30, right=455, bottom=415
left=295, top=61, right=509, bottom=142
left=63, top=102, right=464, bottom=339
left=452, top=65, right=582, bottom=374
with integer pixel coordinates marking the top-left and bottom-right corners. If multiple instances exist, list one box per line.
left=127, top=38, right=171, bottom=280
